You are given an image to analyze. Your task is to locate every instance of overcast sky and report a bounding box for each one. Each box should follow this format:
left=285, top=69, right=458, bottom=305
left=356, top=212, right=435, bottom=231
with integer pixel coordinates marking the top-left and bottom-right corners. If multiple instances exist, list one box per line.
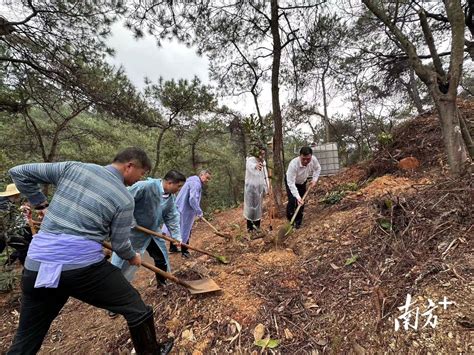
left=107, top=21, right=274, bottom=116
left=107, top=22, right=209, bottom=86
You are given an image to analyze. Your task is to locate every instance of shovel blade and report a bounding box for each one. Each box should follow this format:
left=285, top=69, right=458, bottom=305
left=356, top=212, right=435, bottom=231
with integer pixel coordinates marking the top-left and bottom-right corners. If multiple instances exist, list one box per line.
left=215, top=231, right=232, bottom=240
left=276, top=223, right=292, bottom=243
left=186, top=279, right=222, bottom=294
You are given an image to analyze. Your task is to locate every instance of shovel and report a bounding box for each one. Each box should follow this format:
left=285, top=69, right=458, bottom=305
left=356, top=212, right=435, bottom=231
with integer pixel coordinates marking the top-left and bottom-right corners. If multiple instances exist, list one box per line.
left=200, top=217, right=232, bottom=240
left=276, top=184, right=313, bottom=243
left=135, top=225, right=230, bottom=264
left=102, top=241, right=221, bottom=295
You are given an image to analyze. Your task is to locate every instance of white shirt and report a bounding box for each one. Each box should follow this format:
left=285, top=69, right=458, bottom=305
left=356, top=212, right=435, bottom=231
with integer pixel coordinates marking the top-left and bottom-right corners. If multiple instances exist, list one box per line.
left=286, top=155, right=321, bottom=199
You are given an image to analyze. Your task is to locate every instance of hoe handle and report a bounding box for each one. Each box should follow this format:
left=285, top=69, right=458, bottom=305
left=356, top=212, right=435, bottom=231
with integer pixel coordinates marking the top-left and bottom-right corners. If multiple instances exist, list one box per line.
left=134, top=225, right=216, bottom=259
left=200, top=216, right=219, bottom=233
left=102, top=241, right=194, bottom=289
left=289, top=184, right=313, bottom=225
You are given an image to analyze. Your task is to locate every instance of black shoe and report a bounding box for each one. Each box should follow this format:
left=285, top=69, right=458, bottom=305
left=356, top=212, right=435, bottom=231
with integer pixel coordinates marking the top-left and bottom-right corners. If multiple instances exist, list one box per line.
left=156, top=279, right=167, bottom=288
left=181, top=250, right=191, bottom=259
left=158, top=338, right=174, bottom=355
left=294, top=222, right=302, bottom=229
left=169, top=243, right=179, bottom=253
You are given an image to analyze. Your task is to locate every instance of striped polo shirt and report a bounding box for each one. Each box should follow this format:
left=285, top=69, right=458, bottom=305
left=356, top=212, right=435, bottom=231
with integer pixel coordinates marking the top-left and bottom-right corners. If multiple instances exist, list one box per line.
left=9, top=161, right=136, bottom=260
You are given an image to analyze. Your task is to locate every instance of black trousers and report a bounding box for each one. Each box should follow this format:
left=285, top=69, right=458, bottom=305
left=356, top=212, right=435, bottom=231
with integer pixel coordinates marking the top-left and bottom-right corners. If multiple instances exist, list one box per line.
left=146, top=241, right=168, bottom=285
left=8, top=259, right=150, bottom=355
left=246, top=219, right=261, bottom=232
left=285, top=178, right=307, bottom=226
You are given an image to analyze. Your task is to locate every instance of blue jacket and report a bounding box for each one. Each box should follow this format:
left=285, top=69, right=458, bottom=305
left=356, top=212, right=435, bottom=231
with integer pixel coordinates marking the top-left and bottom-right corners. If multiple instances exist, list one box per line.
left=163, top=175, right=202, bottom=244
left=129, top=178, right=181, bottom=242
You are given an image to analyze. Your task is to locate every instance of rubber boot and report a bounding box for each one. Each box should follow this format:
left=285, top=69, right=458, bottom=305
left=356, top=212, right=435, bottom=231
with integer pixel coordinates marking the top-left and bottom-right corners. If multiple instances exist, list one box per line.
left=128, top=310, right=174, bottom=355
left=169, top=242, right=179, bottom=253
left=154, top=265, right=168, bottom=288
left=181, top=244, right=191, bottom=258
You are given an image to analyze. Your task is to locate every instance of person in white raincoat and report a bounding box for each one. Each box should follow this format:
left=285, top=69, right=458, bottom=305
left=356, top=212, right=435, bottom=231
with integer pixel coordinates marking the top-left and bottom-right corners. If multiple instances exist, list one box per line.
left=243, top=147, right=269, bottom=232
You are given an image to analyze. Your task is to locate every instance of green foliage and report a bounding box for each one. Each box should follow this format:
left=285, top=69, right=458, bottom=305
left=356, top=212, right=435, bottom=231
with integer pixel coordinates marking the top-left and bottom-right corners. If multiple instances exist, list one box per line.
left=339, top=182, right=359, bottom=192
left=254, top=338, right=280, bottom=349
left=0, top=110, right=154, bottom=166
left=0, top=103, right=246, bottom=214
left=242, top=113, right=273, bottom=151
left=0, top=202, right=24, bottom=293
left=145, top=76, right=216, bottom=122
left=196, top=135, right=245, bottom=211
left=378, top=219, right=392, bottom=231
left=2, top=1, right=124, bottom=91
left=377, top=132, right=393, bottom=146
left=384, top=199, right=394, bottom=210
left=319, top=182, right=359, bottom=205
left=0, top=269, right=19, bottom=292
left=0, top=149, right=14, bottom=186
left=320, top=190, right=346, bottom=205
left=344, top=254, right=359, bottom=266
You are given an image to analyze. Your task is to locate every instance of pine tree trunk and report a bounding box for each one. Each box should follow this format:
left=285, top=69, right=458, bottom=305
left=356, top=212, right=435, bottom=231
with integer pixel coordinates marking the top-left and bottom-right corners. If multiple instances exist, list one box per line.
left=191, top=142, right=197, bottom=170
left=152, top=127, right=168, bottom=177
left=433, top=96, right=468, bottom=175
left=270, top=0, right=284, bottom=214
left=362, top=0, right=468, bottom=175
left=322, top=60, right=331, bottom=142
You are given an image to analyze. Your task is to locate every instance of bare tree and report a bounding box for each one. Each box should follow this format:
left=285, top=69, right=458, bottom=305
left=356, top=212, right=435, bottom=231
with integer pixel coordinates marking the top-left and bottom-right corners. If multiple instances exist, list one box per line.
left=362, top=0, right=471, bottom=174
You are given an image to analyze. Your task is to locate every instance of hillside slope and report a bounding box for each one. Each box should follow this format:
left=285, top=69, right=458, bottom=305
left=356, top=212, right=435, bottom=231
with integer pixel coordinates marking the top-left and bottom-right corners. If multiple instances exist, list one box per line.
left=0, top=102, right=472, bottom=354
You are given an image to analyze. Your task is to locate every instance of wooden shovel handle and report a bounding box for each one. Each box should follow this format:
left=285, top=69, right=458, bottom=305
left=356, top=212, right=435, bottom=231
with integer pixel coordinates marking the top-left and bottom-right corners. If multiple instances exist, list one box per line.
left=102, top=241, right=194, bottom=289
left=197, top=217, right=230, bottom=240
left=134, top=225, right=216, bottom=259
left=289, top=183, right=313, bottom=225
left=200, top=216, right=219, bottom=233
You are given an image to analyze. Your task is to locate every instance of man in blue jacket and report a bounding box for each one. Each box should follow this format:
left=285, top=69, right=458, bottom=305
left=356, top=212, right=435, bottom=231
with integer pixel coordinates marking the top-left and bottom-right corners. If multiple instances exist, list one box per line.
left=110, top=170, right=185, bottom=289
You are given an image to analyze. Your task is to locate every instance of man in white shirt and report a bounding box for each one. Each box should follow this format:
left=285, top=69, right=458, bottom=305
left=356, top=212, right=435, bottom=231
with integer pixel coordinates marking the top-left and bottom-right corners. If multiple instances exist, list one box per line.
left=285, top=146, right=321, bottom=228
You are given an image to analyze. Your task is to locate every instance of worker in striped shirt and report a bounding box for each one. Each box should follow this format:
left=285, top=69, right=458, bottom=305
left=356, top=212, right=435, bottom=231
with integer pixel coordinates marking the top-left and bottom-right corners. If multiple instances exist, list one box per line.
left=6, top=147, right=174, bottom=355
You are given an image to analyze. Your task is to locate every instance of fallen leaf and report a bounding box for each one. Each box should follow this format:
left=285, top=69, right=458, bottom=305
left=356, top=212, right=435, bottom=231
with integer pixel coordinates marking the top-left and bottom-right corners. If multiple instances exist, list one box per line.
left=165, top=317, right=180, bottom=332
left=284, top=328, right=293, bottom=339
left=253, top=323, right=265, bottom=342
left=255, top=338, right=280, bottom=349
left=315, top=337, right=328, bottom=346
left=304, top=301, right=319, bottom=309
left=378, top=219, right=392, bottom=230
left=344, top=255, right=359, bottom=266
left=181, top=329, right=195, bottom=342
left=353, top=341, right=366, bottom=355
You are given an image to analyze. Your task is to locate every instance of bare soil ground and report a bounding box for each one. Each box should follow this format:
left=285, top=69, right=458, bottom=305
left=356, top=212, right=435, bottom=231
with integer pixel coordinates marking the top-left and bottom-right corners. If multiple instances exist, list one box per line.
left=0, top=101, right=473, bottom=354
